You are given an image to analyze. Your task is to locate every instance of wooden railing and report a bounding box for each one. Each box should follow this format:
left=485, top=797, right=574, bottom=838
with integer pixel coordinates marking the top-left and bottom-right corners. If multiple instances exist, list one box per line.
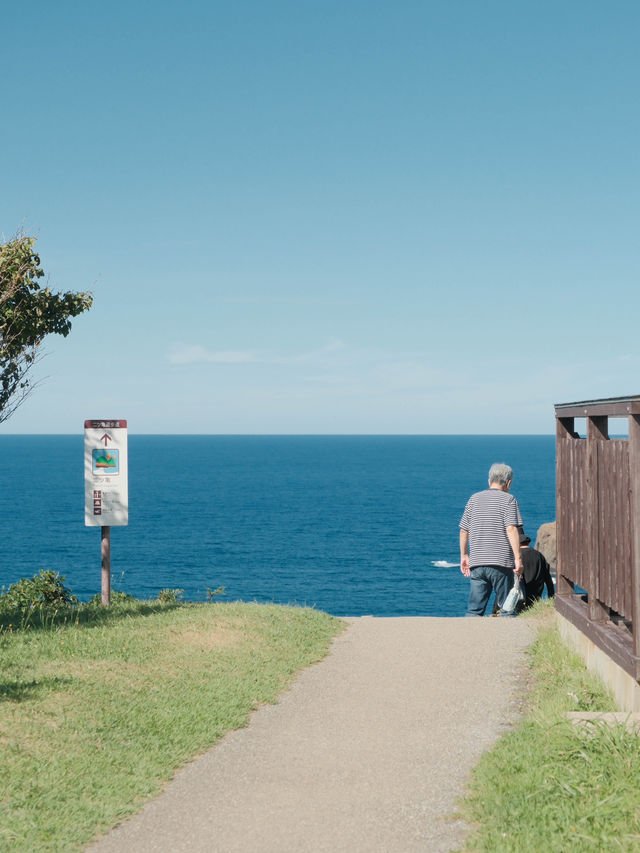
left=555, top=396, right=640, bottom=681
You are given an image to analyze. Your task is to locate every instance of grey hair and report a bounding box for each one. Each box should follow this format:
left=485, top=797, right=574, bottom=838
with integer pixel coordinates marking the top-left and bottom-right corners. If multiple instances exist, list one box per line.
left=488, top=463, right=513, bottom=486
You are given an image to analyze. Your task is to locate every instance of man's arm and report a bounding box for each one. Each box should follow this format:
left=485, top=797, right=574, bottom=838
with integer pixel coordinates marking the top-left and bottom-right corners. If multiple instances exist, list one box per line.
left=506, top=525, right=523, bottom=576
left=460, top=529, right=470, bottom=577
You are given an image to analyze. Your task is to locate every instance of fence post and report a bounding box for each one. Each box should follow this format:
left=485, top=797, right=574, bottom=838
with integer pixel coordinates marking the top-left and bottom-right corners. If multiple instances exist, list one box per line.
left=629, top=414, right=640, bottom=658
left=556, top=416, right=575, bottom=596
left=587, top=416, right=609, bottom=623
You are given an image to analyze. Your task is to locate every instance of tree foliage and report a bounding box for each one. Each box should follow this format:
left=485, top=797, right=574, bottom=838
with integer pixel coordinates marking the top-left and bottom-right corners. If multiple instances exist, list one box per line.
left=0, top=233, right=93, bottom=422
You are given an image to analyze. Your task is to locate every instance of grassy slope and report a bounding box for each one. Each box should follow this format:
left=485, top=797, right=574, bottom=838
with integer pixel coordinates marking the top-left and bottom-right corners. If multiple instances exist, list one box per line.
left=0, top=601, right=344, bottom=852
left=460, top=602, right=640, bottom=853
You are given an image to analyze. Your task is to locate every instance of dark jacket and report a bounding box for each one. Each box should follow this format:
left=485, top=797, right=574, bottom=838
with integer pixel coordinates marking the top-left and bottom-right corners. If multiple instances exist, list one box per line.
left=520, top=546, right=555, bottom=609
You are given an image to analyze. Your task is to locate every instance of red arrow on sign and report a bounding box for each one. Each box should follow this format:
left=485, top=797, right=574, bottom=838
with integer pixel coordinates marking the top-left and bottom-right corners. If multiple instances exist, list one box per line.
left=100, top=434, right=112, bottom=446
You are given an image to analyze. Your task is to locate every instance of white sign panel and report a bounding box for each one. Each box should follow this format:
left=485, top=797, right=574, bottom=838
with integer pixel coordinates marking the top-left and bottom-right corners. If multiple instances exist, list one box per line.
left=84, top=420, right=128, bottom=526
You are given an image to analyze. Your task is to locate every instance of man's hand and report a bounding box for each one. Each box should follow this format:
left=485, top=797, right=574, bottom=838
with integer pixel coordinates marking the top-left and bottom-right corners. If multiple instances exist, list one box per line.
left=506, top=525, right=524, bottom=577
left=460, top=554, right=471, bottom=578
left=459, top=529, right=471, bottom=577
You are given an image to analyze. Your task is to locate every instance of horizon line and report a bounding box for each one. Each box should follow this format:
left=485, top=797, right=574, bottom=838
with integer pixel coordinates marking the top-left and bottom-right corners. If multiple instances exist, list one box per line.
left=0, top=431, right=557, bottom=437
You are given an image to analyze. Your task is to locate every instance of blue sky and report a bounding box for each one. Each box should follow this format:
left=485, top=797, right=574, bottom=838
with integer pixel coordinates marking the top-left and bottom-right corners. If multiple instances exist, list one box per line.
left=2, top=1, right=638, bottom=434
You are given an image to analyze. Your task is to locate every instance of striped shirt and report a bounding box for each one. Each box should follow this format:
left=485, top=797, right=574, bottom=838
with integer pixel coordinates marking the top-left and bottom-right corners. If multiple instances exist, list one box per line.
left=459, top=488, right=523, bottom=569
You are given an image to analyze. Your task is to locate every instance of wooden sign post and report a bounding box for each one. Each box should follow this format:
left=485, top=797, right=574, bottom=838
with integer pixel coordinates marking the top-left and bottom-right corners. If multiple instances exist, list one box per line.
left=101, top=526, right=111, bottom=607
left=84, top=420, right=128, bottom=605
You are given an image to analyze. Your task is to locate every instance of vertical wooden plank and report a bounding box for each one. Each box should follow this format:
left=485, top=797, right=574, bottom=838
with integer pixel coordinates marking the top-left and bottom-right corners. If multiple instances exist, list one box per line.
left=628, top=415, right=640, bottom=657
left=617, top=442, right=624, bottom=613
left=603, top=442, right=615, bottom=612
left=576, top=440, right=589, bottom=591
left=556, top=416, right=574, bottom=595
left=617, top=441, right=624, bottom=614
left=572, top=439, right=580, bottom=586
left=587, top=416, right=609, bottom=622
left=624, top=446, right=634, bottom=619
left=616, top=441, right=630, bottom=617
left=599, top=445, right=608, bottom=608
left=606, top=439, right=632, bottom=620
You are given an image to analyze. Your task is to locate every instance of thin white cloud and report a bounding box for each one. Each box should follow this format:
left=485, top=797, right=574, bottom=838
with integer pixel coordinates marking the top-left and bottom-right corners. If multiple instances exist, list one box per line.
left=167, top=340, right=472, bottom=404
left=373, top=360, right=456, bottom=390
left=280, top=339, right=347, bottom=365
left=169, top=345, right=256, bottom=365
left=168, top=339, right=347, bottom=367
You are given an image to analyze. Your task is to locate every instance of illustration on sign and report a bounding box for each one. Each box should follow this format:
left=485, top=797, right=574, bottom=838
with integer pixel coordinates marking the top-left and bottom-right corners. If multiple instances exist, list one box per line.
left=92, top=448, right=119, bottom=475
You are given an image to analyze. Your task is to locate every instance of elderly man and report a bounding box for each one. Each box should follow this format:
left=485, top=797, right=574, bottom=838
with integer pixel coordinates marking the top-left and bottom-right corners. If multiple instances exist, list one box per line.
left=459, top=463, right=523, bottom=617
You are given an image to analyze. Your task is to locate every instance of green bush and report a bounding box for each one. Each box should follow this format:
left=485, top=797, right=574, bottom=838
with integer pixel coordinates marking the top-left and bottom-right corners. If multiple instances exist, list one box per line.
left=0, top=572, right=227, bottom=614
left=157, top=588, right=184, bottom=603
left=87, top=590, right=138, bottom=606
left=206, top=585, right=226, bottom=601
left=0, top=570, right=78, bottom=611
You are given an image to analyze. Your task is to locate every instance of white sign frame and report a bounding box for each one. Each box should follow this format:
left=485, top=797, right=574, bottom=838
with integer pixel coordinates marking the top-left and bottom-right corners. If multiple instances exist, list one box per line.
left=84, top=420, right=129, bottom=526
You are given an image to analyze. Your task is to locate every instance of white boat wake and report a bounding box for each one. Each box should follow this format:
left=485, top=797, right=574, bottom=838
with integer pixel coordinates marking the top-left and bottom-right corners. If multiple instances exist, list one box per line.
left=431, top=560, right=459, bottom=568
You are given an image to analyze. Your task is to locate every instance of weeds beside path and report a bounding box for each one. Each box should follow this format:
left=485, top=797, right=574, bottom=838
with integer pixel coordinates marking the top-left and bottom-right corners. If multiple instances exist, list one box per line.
left=0, top=600, right=344, bottom=852
left=460, top=602, right=640, bottom=853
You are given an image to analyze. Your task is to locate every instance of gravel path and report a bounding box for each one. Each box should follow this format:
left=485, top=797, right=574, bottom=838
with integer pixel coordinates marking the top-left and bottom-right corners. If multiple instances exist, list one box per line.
left=87, top=616, right=535, bottom=853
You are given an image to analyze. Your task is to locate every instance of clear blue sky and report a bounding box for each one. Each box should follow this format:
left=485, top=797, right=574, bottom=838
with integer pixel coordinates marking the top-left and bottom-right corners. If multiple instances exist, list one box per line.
left=2, top=1, right=638, bottom=434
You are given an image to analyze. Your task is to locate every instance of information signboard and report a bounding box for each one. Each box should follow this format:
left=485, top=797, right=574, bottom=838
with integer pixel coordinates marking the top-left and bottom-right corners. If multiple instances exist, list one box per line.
left=84, top=420, right=128, bottom=526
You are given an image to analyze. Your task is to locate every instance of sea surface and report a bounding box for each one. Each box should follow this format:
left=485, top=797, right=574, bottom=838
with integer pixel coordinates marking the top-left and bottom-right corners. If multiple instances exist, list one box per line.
left=0, top=435, right=555, bottom=617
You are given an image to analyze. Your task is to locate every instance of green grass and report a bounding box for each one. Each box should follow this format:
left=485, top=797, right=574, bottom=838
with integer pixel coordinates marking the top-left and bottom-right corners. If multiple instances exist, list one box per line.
left=0, top=600, right=344, bottom=852
left=460, top=601, right=640, bottom=852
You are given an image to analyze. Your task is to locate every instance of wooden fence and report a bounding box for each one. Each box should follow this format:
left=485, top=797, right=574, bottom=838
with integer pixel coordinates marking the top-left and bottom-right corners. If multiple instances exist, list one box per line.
left=555, top=396, right=640, bottom=681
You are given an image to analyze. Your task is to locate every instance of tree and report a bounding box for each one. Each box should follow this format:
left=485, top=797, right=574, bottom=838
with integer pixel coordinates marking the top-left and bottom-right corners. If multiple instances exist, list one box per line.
left=0, top=233, right=93, bottom=423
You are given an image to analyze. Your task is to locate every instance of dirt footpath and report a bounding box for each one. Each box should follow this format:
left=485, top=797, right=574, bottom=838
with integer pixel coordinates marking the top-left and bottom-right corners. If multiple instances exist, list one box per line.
left=87, top=616, right=535, bottom=853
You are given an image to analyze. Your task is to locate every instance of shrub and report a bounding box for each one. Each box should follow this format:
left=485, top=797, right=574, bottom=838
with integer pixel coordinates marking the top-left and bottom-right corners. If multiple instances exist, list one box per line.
left=157, top=588, right=184, bottom=603
left=87, top=590, right=138, bottom=606
left=0, top=570, right=78, bottom=610
left=206, top=586, right=226, bottom=601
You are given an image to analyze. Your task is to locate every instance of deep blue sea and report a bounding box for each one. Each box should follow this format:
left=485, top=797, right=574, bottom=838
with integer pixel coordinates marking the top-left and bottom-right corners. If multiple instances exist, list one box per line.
left=0, top=436, right=555, bottom=617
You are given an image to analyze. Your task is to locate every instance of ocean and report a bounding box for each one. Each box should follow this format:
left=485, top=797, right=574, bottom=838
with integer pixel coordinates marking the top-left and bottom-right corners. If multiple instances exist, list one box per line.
left=0, top=435, right=555, bottom=617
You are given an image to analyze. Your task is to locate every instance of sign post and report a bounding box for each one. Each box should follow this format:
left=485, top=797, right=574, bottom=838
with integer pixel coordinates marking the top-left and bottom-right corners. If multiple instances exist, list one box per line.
left=101, top=526, right=111, bottom=605
left=84, top=420, right=128, bottom=605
